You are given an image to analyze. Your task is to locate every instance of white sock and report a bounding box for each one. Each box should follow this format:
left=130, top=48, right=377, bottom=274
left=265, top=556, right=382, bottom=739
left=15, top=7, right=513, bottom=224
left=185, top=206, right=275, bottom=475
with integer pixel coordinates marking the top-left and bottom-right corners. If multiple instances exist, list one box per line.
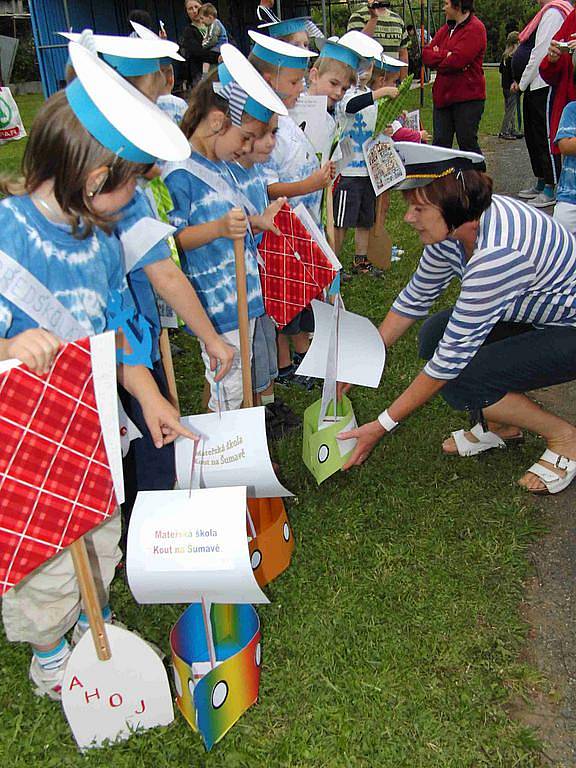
left=33, top=638, right=71, bottom=670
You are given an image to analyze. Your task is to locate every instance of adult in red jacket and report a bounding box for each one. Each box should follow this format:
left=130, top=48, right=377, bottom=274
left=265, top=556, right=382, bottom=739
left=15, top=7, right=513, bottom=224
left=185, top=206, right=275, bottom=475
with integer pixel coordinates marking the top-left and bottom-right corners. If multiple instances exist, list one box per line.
left=540, top=10, right=576, bottom=157
left=423, top=0, right=486, bottom=167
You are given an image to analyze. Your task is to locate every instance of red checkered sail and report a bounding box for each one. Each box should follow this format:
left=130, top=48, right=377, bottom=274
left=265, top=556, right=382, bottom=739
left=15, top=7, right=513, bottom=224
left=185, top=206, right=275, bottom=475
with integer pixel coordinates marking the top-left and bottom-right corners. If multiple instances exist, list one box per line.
left=258, top=204, right=337, bottom=329
left=0, top=338, right=117, bottom=594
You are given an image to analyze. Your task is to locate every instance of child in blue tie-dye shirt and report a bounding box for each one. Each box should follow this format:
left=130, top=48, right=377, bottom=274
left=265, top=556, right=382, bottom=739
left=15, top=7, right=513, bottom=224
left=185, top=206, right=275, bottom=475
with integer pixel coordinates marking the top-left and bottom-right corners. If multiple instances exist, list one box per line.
left=554, top=100, right=576, bottom=235
left=163, top=68, right=286, bottom=411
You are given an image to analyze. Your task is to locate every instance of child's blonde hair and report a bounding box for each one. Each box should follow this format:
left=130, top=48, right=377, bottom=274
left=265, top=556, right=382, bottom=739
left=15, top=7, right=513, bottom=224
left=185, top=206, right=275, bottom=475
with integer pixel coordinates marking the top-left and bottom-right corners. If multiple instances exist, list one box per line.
left=312, top=57, right=356, bottom=88
left=0, top=91, right=148, bottom=238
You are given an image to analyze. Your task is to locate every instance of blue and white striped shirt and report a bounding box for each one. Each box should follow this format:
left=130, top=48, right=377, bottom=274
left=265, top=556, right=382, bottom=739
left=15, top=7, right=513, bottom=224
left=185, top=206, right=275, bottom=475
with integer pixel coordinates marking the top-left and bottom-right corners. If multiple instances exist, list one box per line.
left=392, top=195, right=576, bottom=380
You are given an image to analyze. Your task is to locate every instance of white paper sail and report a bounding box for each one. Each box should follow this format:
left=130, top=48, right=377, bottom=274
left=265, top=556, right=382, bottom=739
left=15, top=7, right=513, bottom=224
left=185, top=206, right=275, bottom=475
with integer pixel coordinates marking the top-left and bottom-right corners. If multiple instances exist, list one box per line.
left=296, top=299, right=386, bottom=387
left=175, top=406, right=293, bottom=498
left=126, top=486, right=269, bottom=605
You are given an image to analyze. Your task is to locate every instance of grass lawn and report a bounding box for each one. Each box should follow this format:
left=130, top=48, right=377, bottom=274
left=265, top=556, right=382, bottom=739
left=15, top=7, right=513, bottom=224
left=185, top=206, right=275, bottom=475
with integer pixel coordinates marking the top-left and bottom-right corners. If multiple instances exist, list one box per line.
left=0, top=69, right=548, bottom=767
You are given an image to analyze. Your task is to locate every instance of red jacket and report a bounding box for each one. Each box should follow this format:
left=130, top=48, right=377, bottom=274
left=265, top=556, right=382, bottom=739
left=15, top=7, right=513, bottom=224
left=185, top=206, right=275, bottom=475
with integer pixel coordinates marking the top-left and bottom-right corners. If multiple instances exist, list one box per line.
left=423, top=14, right=487, bottom=108
left=539, top=10, right=576, bottom=154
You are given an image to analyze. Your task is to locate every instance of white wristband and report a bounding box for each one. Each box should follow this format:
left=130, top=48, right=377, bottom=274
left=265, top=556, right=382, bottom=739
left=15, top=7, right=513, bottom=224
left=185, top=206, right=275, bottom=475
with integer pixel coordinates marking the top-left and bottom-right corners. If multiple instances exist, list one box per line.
left=378, top=409, right=399, bottom=432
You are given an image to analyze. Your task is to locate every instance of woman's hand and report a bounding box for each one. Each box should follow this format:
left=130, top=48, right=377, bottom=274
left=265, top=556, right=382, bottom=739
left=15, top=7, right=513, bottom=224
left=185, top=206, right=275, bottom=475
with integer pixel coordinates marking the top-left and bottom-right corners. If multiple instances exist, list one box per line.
left=204, top=335, right=235, bottom=381
left=142, top=393, right=200, bottom=449
left=339, top=419, right=387, bottom=470
left=6, top=329, right=62, bottom=375
left=218, top=209, right=247, bottom=240
left=548, top=40, right=562, bottom=61
left=250, top=197, right=287, bottom=236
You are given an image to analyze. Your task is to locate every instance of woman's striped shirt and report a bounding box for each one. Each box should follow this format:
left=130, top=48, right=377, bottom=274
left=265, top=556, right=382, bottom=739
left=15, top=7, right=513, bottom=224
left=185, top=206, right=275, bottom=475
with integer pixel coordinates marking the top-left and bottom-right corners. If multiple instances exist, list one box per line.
left=392, top=195, right=576, bottom=380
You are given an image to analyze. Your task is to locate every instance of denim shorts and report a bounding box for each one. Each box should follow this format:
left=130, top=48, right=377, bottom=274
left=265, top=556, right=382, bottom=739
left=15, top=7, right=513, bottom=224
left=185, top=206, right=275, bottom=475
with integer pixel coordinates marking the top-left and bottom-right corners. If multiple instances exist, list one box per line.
left=252, top=314, right=278, bottom=393
left=419, top=308, right=576, bottom=412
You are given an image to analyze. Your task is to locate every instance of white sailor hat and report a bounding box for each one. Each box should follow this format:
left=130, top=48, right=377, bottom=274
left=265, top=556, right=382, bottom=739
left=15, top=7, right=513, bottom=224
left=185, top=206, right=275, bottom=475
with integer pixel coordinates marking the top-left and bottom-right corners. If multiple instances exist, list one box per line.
left=374, top=52, right=404, bottom=71
left=215, top=43, right=288, bottom=126
left=392, top=143, right=485, bottom=189
left=129, top=20, right=185, bottom=64
left=258, top=16, right=325, bottom=40
left=316, top=31, right=382, bottom=69
left=248, top=29, right=317, bottom=70
left=59, top=30, right=182, bottom=75
left=65, top=41, right=190, bottom=163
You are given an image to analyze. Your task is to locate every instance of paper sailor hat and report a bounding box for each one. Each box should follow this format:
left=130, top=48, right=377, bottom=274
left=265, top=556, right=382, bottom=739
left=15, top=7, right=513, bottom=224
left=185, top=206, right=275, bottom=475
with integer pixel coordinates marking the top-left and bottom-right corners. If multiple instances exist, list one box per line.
left=392, top=142, right=485, bottom=190
left=215, top=43, right=288, bottom=126
left=316, top=30, right=382, bottom=69
left=258, top=16, right=325, bottom=40
left=374, top=52, right=404, bottom=72
left=248, top=30, right=317, bottom=71
left=65, top=42, right=191, bottom=163
left=60, top=30, right=182, bottom=75
left=129, top=20, right=185, bottom=65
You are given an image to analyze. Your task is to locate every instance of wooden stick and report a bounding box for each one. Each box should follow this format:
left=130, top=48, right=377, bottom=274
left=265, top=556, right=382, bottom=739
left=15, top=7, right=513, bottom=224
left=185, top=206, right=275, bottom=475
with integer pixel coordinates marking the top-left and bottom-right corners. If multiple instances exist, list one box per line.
left=325, top=182, right=336, bottom=253
left=233, top=233, right=254, bottom=408
left=70, top=538, right=111, bottom=661
left=159, top=328, right=179, bottom=410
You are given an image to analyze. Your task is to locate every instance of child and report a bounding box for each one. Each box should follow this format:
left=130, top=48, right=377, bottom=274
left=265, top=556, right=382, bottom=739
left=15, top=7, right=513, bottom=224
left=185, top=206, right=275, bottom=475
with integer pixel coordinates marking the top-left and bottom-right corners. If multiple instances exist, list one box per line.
left=248, top=32, right=335, bottom=387
left=0, top=42, right=195, bottom=700
left=257, top=16, right=324, bottom=48
left=163, top=46, right=288, bottom=413
left=157, top=62, right=188, bottom=125
left=334, top=58, right=399, bottom=274
left=553, top=98, right=576, bottom=233
left=499, top=31, right=521, bottom=140
left=199, top=3, right=229, bottom=53
left=231, top=117, right=301, bottom=436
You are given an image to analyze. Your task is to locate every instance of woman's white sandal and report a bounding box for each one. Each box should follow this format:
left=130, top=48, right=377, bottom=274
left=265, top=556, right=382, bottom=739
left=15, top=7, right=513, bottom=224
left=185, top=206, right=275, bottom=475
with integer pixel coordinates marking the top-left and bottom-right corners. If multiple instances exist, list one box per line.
left=449, top=423, right=507, bottom=457
left=523, top=449, right=576, bottom=495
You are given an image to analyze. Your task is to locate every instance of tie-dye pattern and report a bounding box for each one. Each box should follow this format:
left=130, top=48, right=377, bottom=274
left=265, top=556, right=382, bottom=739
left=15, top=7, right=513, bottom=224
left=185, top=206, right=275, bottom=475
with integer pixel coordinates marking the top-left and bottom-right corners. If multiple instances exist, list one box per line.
left=0, top=195, right=133, bottom=340
left=555, top=102, right=576, bottom=205
left=163, top=153, right=264, bottom=335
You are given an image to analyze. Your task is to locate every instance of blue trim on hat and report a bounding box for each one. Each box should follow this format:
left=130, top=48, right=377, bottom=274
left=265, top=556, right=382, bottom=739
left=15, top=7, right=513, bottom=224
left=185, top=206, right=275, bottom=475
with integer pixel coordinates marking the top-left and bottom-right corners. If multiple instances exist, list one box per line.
left=217, top=64, right=274, bottom=123
left=65, top=77, right=157, bottom=163
left=318, top=41, right=360, bottom=69
left=267, top=19, right=308, bottom=38
left=102, top=53, right=160, bottom=76
left=251, top=42, right=308, bottom=70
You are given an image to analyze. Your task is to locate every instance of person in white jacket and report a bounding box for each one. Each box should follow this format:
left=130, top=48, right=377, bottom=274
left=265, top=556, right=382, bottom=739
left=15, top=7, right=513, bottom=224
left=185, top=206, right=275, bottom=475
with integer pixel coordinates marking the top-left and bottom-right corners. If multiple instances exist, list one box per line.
left=512, top=0, right=572, bottom=207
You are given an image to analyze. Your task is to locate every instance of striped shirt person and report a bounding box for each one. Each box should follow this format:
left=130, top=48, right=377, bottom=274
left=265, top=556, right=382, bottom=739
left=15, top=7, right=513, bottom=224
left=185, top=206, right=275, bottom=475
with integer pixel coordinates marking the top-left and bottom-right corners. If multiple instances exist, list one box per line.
left=392, top=195, right=576, bottom=380
left=347, top=3, right=409, bottom=57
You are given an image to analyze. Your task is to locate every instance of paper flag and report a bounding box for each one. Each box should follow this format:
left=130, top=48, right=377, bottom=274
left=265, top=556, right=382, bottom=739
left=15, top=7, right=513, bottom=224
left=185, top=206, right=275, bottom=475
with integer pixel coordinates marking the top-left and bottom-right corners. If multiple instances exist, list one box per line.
left=296, top=299, right=386, bottom=387
left=258, top=203, right=338, bottom=329
left=62, top=624, right=174, bottom=750
left=289, top=93, right=331, bottom=158
left=302, top=395, right=357, bottom=484
left=171, top=603, right=261, bottom=751
left=175, top=407, right=293, bottom=498
left=126, top=486, right=269, bottom=605
left=247, top=497, right=294, bottom=588
left=363, top=133, right=406, bottom=195
left=0, top=335, right=120, bottom=595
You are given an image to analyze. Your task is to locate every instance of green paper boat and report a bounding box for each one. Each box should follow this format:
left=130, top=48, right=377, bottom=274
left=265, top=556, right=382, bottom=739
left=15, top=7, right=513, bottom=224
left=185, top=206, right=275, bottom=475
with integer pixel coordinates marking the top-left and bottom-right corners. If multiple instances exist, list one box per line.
left=302, top=395, right=357, bottom=484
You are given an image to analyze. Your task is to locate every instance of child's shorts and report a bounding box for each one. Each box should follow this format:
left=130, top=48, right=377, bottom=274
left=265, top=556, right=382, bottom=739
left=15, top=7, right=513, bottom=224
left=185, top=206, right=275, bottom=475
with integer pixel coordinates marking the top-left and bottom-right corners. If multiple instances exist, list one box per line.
left=333, top=175, right=376, bottom=229
left=200, top=319, right=256, bottom=411
left=281, top=307, right=315, bottom=336
left=252, top=314, right=278, bottom=393
left=2, top=513, right=121, bottom=646
left=553, top=202, right=576, bottom=235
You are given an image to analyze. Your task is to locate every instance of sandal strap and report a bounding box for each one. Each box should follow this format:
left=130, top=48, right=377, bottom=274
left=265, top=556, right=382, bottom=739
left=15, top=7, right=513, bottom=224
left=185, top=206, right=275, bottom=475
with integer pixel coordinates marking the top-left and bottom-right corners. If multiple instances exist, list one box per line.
left=539, top=449, right=576, bottom=472
left=526, top=450, right=576, bottom=494
left=451, top=424, right=506, bottom=456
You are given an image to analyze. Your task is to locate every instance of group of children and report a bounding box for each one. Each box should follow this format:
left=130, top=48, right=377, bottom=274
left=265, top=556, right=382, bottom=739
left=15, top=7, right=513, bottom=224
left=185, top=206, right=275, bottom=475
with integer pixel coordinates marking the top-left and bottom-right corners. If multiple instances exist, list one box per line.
left=0, top=14, right=430, bottom=702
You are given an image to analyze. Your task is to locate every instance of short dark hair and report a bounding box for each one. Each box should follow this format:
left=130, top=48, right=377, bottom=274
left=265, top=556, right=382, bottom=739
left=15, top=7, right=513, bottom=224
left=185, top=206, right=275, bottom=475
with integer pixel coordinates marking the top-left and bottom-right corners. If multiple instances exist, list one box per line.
left=449, top=0, right=474, bottom=13
left=129, top=10, right=154, bottom=29
left=406, top=170, right=492, bottom=229
left=406, top=24, right=415, bottom=32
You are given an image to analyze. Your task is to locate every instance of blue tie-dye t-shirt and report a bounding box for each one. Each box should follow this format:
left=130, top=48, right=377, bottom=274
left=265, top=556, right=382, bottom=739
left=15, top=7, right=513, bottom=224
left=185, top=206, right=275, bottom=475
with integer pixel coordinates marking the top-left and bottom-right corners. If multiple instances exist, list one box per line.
left=116, top=188, right=172, bottom=363
left=227, top=162, right=269, bottom=247
left=261, top=115, right=323, bottom=226
left=163, top=153, right=264, bottom=335
left=555, top=102, right=576, bottom=205
left=0, top=194, right=132, bottom=340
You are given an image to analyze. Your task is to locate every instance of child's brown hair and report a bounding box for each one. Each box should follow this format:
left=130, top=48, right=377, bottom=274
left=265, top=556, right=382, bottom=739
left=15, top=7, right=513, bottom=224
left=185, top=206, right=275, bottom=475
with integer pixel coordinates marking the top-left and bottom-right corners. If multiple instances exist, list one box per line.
left=0, top=90, right=148, bottom=238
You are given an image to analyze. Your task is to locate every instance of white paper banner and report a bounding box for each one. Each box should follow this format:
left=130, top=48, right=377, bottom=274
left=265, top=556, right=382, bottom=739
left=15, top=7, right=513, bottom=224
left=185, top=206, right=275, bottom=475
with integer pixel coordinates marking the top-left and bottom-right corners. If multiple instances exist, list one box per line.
left=289, top=94, right=330, bottom=156
left=126, top=486, right=269, bottom=604
left=296, top=299, right=386, bottom=387
left=120, top=217, right=176, bottom=274
left=175, top=407, right=293, bottom=498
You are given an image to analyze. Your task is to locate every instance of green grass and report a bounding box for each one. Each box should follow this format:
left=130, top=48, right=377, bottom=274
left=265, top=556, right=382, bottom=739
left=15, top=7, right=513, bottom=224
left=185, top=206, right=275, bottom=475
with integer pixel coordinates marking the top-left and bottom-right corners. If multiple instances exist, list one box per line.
left=0, top=74, right=548, bottom=767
